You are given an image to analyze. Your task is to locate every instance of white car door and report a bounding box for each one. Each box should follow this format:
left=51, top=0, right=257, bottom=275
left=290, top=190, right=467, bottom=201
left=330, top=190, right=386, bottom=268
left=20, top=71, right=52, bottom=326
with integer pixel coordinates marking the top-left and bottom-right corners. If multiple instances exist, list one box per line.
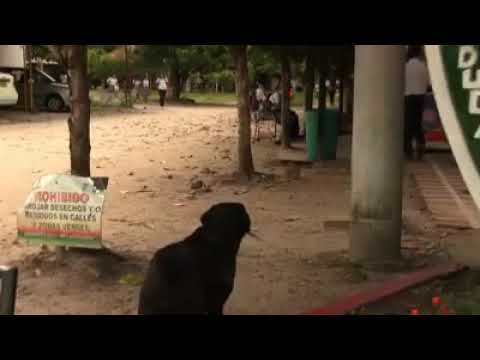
left=0, top=73, right=19, bottom=107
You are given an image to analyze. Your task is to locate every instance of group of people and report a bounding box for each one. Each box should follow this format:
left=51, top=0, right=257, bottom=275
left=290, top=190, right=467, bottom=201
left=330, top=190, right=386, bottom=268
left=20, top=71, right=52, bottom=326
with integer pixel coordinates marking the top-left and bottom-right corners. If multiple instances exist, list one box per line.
left=252, top=79, right=300, bottom=143
left=105, top=73, right=169, bottom=107
left=253, top=79, right=295, bottom=118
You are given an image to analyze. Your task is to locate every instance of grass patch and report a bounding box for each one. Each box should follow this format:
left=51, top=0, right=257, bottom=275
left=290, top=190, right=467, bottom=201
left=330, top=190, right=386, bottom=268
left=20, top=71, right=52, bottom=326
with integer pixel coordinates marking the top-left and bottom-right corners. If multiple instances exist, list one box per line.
left=90, top=89, right=341, bottom=110
left=185, top=92, right=237, bottom=105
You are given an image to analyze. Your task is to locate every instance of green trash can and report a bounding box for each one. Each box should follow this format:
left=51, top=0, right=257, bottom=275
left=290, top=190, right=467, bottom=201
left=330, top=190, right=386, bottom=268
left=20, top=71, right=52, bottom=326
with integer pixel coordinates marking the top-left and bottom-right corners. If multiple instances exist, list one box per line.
left=320, top=109, right=339, bottom=161
left=305, top=111, right=319, bottom=162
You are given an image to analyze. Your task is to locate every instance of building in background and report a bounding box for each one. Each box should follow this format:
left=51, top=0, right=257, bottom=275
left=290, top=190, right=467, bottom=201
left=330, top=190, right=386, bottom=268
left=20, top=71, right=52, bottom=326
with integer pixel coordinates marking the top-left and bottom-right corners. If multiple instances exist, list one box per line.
left=0, top=45, right=24, bottom=69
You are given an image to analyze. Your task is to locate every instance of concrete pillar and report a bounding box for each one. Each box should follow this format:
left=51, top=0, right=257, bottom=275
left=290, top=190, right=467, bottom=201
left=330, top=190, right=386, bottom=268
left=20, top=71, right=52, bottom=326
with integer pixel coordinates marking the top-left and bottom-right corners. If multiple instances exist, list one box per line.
left=350, top=45, right=406, bottom=263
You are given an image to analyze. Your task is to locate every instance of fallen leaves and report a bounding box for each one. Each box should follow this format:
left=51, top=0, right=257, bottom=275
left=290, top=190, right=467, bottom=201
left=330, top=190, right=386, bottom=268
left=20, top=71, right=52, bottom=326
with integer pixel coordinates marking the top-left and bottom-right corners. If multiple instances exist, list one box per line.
left=284, top=216, right=301, bottom=223
left=233, top=188, right=249, bottom=195
left=119, top=273, right=144, bottom=286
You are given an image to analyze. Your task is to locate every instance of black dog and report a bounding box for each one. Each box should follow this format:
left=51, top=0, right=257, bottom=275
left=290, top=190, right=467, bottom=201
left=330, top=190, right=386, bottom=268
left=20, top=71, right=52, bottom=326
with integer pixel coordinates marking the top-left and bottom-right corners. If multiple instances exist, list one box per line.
left=138, top=203, right=251, bottom=315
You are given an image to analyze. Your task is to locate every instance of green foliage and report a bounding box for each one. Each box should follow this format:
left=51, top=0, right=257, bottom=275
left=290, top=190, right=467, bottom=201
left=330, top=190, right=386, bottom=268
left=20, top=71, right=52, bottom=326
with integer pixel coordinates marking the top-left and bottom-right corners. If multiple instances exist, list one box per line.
left=182, top=92, right=237, bottom=105
left=90, top=45, right=118, bottom=52
left=32, top=45, right=51, bottom=59
left=248, top=46, right=280, bottom=82
left=119, top=273, right=144, bottom=287
left=140, top=45, right=231, bottom=75
left=87, top=47, right=125, bottom=81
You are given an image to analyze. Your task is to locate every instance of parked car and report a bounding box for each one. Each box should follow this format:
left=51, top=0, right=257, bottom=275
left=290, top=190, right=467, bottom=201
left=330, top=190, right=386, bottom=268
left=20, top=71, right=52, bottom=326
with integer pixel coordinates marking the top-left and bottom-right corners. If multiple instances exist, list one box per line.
left=0, top=72, right=19, bottom=107
left=16, top=69, right=71, bottom=112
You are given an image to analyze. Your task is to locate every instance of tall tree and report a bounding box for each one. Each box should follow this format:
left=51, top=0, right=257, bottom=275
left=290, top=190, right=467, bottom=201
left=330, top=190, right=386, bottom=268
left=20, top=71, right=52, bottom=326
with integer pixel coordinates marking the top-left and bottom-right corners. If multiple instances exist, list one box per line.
left=46, top=45, right=91, bottom=176
left=44, top=45, right=91, bottom=260
left=280, top=54, right=291, bottom=148
left=230, top=45, right=254, bottom=180
left=69, top=45, right=91, bottom=177
left=304, top=49, right=315, bottom=112
left=140, top=45, right=231, bottom=101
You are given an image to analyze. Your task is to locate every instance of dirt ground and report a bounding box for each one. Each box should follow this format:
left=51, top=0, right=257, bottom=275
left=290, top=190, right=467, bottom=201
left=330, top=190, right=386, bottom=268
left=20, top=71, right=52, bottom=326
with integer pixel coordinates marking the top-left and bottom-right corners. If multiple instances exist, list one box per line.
left=0, top=104, right=446, bottom=315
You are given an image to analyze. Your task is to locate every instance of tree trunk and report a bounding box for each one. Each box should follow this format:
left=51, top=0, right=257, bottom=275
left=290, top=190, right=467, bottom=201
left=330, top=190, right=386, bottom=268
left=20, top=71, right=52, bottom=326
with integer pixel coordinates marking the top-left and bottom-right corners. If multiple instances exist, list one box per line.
left=318, top=70, right=327, bottom=112
left=69, top=45, right=91, bottom=177
left=231, top=46, right=254, bottom=180
left=338, top=76, right=345, bottom=132
left=344, top=76, right=354, bottom=133
left=26, top=45, right=35, bottom=113
left=281, top=55, right=291, bottom=149
left=124, top=45, right=131, bottom=107
left=346, top=76, right=354, bottom=116
left=168, top=56, right=181, bottom=101
left=304, top=52, right=314, bottom=112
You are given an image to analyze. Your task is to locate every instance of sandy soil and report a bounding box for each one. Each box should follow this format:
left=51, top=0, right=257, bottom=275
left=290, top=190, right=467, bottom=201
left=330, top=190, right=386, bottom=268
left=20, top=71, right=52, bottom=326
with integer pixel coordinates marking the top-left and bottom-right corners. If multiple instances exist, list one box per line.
left=0, top=104, right=443, bottom=315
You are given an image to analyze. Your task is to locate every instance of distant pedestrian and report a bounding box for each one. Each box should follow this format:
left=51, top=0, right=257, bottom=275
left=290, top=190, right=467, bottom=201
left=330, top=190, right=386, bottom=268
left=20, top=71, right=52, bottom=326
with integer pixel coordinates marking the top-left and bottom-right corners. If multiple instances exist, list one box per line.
left=327, top=79, right=336, bottom=106
left=142, top=74, right=150, bottom=103
left=155, top=75, right=168, bottom=107
left=60, top=73, right=68, bottom=84
left=132, top=76, right=142, bottom=102
left=106, top=74, right=120, bottom=104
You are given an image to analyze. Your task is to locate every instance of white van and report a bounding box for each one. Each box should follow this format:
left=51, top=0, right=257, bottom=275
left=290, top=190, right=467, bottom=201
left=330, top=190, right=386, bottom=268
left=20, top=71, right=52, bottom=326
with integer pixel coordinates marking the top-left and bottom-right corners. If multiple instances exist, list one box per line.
left=0, top=72, right=19, bottom=107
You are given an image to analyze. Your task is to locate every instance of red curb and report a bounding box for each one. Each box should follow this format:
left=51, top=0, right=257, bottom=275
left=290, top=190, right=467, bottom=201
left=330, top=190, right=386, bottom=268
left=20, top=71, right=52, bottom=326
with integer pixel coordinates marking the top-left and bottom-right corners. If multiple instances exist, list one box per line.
left=305, top=262, right=467, bottom=315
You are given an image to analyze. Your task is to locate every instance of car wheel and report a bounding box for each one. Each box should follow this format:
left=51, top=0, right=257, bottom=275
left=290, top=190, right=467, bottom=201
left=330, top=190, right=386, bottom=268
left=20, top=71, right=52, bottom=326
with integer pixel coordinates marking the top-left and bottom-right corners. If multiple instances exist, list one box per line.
left=46, top=95, right=64, bottom=112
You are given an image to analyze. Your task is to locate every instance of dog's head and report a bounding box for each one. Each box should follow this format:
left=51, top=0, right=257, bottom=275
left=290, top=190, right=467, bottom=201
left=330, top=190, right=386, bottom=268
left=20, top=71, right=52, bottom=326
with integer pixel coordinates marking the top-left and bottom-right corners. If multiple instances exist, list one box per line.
left=200, top=203, right=251, bottom=249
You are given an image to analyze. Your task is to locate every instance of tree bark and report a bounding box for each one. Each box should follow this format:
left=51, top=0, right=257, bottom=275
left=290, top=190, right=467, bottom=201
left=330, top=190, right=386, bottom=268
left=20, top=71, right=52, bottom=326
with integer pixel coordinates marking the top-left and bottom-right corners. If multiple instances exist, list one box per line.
left=338, top=76, right=345, bottom=131
left=304, top=52, right=314, bottom=112
left=168, top=54, right=181, bottom=101
left=124, top=45, right=131, bottom=107
left=318, top=70, right=327, bottom=112
left=281, top=55, right=291, bottom=149
left=231, top=46, right=254, bottom=180
left=69, top=45, right=91, bottom=177
left=346, top=76, right=354, bottom=117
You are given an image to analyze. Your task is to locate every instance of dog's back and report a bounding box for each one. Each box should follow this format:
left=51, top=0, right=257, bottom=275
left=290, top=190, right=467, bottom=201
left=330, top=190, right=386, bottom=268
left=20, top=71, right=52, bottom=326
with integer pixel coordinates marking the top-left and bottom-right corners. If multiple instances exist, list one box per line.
left=138, top=237, right=205, bottom=314
left=138, top=203, right=251, bottom=315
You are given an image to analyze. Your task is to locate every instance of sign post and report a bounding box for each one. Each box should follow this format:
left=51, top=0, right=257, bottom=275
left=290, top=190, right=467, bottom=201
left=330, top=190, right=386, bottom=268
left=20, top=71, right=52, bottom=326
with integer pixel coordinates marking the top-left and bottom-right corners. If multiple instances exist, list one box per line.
left=17, top=175, right=108, bottom=249
left=426, top=45, right=480, bottom=210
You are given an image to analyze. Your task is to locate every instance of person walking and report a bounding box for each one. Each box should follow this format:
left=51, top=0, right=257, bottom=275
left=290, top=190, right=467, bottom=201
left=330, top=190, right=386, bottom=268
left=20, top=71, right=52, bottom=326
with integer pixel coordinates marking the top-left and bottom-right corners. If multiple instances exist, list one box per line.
left=327, top=78, right=336, bottom=106
left=132, top=76, right=142, bottom=102
left=106, top=74, right=120, bottom=104
left=404, top=45, right=431, bottom=161
left=155, top=75, right=168, bottom=107
left=142, top=74, right=150, bottom=103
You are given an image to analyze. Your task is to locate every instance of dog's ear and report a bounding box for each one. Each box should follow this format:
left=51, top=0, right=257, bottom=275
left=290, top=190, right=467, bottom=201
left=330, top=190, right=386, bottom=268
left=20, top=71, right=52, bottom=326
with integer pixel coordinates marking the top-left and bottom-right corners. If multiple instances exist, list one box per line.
left=200, top=206, right=215, bottom=227
left=200, top=203, right=251, bottom=236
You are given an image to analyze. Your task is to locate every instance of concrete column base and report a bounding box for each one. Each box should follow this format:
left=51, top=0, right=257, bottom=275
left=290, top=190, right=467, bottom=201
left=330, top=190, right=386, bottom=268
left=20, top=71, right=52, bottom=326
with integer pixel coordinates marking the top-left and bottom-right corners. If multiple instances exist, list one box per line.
left=350, top=219, right=402, bottom=262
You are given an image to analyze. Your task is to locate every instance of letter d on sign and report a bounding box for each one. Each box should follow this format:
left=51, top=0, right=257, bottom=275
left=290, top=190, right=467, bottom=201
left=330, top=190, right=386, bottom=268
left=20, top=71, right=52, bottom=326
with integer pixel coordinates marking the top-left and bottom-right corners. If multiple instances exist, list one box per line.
left=459, top=46, right=479, bottom=69
left=470, top=90, right=480, bottom=115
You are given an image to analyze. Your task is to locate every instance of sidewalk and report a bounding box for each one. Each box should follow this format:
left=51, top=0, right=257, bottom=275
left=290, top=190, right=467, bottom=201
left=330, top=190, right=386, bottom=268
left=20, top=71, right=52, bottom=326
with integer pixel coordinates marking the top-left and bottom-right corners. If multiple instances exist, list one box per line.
left=410, top=153, right=480, bottom=230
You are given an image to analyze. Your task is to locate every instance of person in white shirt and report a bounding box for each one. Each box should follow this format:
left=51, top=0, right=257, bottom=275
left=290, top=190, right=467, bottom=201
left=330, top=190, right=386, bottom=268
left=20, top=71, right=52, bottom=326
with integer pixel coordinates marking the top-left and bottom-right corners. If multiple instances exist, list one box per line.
left=255, top=83, right=267, bottom=103
left=155, top=75, right=168, bottom=107
left=142, top=74, right=150, bottom=103
left=60, top=73, right=68, bottom=84
left=327, top=78, right=336, bottom=106
left=106, top=74, right=120, bottom=104
left=405, top=46, right=431, bottom=160
left=269, top=90, right=281, bottom=110
left=132, top=76, right=142, bottom=102
left=107, top=74, right=119, bottom=91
